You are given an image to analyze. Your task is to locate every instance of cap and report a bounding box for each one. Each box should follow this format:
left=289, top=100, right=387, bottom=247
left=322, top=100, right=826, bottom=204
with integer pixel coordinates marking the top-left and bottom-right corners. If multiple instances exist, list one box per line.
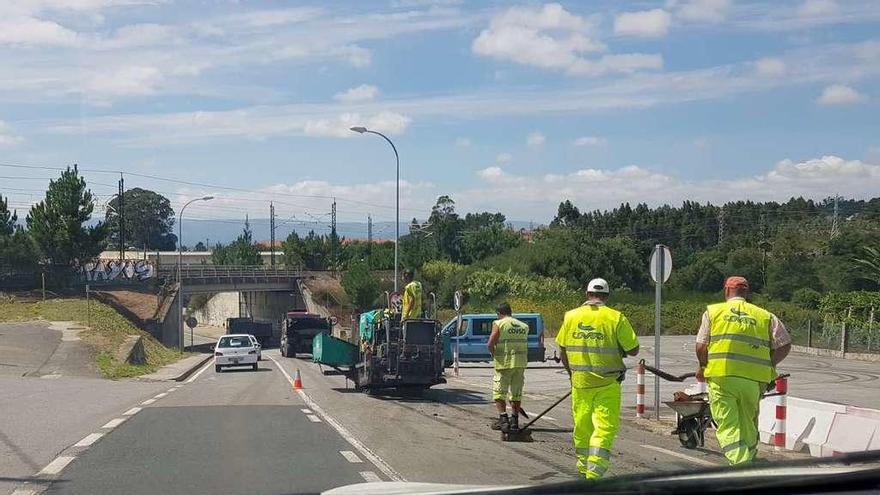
left=587, top=278, right=610, bottom=294
left=724, top=276, right=750, bottom=290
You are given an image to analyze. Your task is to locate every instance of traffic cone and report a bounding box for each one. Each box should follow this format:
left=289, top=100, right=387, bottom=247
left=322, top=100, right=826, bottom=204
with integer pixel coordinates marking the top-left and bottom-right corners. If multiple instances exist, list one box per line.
left=293, top=368, right=303, bottom=390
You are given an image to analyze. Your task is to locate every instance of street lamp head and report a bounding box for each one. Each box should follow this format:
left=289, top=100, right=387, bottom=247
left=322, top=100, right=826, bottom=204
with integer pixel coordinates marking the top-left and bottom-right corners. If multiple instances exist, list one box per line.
left=201, top=196, right=214, bottom=201
left=350, top=126, right=367, bottom=134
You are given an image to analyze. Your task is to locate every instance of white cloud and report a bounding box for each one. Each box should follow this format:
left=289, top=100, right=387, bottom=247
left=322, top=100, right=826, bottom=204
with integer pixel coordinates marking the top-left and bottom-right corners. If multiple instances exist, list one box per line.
left=754, top=57, right=786, bottom=77
left=82, top=65, right=163, bottom=99
left=817, top=84, right=865, bottom=105
left=674, top=0, right=731, bottom=23
left=456, top=156, right=880, bottom=218
left=614, top=9, right=671, bottom=38
left=0, top=17, right=79, bottom=46
left=334, top=84, right=379, bottom=103
left=527, top=131, right=546, bottom=148
left=798, top=0, right=839, bottom=18
left=573, top=136, right=606, bottom=146
left=454, top=137, right=471, bottom=148
left=303, top=111, right=411, bottom=138
left=496, top=153, right=512, bottom=164
left=0, top=121, right=24, bottom=147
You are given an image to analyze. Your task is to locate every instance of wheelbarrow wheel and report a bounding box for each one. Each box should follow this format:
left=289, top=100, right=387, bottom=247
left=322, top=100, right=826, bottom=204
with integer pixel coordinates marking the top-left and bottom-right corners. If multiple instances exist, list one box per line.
left=678, top=418, right=700, bottom=449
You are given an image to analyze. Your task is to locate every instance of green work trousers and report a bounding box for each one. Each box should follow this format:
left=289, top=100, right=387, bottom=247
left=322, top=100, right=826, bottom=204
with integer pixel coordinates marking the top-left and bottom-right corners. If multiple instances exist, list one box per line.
left=707, top=376, right=762, bottom=465
left=571, top=382, right=621, bottom=479
left=493, top=367, right=525, bottom=401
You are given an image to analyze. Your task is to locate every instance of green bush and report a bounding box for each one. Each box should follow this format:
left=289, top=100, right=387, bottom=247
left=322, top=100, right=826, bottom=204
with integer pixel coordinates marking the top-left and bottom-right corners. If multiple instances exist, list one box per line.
left=791, top=288, right=821, bottom=309
left=819, top=291, right=880, bottom=322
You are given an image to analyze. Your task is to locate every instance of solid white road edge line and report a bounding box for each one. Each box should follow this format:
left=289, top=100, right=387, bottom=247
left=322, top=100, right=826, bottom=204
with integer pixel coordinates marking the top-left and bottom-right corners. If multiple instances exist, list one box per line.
left=640, top=444, right=718, bottom=467
left=102, top=418, right=127, bottom=429
left=522, top=411, right=557, bottom=422
left=359, top=471, right=382, bottom=482
left=153, top=392, right=168, bottom=399
left=301, top=408, right=312, bottom=414
left=340, top=450, right=363, bottom=463
left=73, top=433, right=104, bottom=447
left=307, top=414, right=322, bottom=423
left=122, top=407, right=142, bottom=416
left=38, top=456, right=75, bottom=476
left=266, top=355, right=405, bottom=482
left=185, top=358, right=215, bottom=384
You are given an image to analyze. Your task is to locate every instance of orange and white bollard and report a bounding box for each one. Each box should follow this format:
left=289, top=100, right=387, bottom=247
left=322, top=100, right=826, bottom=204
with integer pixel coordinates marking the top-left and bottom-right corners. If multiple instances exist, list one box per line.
left=774, top=376, right=788, bottom=450
left=293, top=368, right=303, bottom=390
left=636, top=362, right=645, bottom=418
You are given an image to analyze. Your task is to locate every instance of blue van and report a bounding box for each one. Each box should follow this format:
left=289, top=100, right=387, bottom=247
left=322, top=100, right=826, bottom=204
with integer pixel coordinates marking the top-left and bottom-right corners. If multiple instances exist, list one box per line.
left=442, top=313, right=545, bottom=365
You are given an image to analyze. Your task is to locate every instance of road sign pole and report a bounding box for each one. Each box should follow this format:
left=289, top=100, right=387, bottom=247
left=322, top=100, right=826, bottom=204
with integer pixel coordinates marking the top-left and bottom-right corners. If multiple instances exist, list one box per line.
left=654, top=248, right=663, bottom=420
left=453, top=290, right=463, bottom=378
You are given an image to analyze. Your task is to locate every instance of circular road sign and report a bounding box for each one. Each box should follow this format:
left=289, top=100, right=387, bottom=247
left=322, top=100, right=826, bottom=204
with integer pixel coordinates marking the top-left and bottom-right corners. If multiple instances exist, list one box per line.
left=185, top=316, right=198, bottom=329
left=649, top=245, right=673, bottom=284
left=453, top=290, right=464, bottom=312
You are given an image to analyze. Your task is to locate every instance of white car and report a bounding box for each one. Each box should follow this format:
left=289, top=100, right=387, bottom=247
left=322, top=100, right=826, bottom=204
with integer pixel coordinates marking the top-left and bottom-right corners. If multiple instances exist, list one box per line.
left=214, top=334, right=259, bottom=372
left=248, top=335, right=262, bottom=361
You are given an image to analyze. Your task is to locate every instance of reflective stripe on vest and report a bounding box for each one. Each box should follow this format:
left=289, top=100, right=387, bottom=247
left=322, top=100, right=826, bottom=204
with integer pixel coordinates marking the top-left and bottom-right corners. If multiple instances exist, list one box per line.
left=494, top=316, right=528, bottom=369
left=704, top=300, right=774, bottom=383
left=562, top=305, right=626, bottom=388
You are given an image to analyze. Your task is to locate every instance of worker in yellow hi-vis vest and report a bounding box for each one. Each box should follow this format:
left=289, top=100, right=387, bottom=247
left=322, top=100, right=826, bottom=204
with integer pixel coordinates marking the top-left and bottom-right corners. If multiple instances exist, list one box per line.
left=487, top=302, right=529, bottom=433
left=401, top=269, right=423, bottom=320
left=695, top=276, right=791, bottom=464
left=557, top=278, right=639, bottom=480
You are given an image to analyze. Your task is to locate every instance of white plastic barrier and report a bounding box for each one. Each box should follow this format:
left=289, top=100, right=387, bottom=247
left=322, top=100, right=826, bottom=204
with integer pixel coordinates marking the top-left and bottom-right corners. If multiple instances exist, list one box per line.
left=759, top=397, right=847, bottom=455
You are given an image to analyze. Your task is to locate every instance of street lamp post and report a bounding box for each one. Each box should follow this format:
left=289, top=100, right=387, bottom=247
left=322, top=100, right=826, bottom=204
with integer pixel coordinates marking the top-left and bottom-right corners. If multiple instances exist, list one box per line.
left=350, top=126, right=400, bottom=292
left=178, top=196, right=214, bottom=352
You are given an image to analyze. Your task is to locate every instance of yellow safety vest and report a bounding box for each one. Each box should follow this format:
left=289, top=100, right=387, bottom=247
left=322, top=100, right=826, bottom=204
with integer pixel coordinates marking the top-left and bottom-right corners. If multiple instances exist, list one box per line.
left=494, top=316, right=529, bottom=370
left=562, top=305, right=626, bottom=388
left=402, top=281, right=422, bottom=319
left=704, top=300, right=774, bottom=383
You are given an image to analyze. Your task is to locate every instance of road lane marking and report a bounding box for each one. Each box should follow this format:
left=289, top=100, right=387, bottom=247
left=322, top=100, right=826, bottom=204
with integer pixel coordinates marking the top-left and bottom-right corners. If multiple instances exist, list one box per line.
left=267, top=355, right=405, bottom=482
left=141, top=398, right=156, bottom=405
left=522, top=411, right=558, bottom=422
left=640, top=444, right=718, bottom=467
left=74, top=433, right=104, bottom=447
left=102, top=418, right=127, bottom=429
left=123, top=407, right=142, bottom=416
left=307, top=414, right=322, bottom=423
left=154, top=392, right=168, bottom=399
left=301, top=408, right=312, bottom=414
left=38, top=456, right=75, bottom=476
left=340, top=451, right=363, bottom=463
left=359, top=471, right=382, bottom=482
left=186, top=358, right=215, bottom=383
left=11, top=487, right=37, bottom=495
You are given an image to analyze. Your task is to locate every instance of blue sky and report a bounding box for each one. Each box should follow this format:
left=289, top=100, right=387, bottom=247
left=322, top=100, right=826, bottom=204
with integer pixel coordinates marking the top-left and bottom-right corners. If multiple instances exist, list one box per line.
left=1, top=0, right=879, bottom=231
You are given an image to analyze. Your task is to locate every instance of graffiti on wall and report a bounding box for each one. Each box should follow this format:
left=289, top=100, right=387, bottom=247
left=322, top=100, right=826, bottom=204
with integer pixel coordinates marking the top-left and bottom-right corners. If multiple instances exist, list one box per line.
left=81, top=259, right=155, bottom=283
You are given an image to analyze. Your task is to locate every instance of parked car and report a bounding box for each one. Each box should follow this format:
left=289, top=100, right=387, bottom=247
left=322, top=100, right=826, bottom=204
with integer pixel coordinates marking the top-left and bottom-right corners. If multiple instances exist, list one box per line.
left=214, top=334, right=259, bottom=372
left=280, top=312, right=334, bottom=358
left=247, top=335, right=262, bottom=361
left=442, top=313, right=545, bottom=365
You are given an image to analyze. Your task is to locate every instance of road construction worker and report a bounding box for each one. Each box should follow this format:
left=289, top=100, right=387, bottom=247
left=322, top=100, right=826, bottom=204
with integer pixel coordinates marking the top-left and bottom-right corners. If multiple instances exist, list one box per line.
left=487, top=302, right=529, bottom=433
left=695, top=276, right=791, bottom=465
left=401, top=269, right=423, bottom=319
left=557, top=278, right=639, bottom=480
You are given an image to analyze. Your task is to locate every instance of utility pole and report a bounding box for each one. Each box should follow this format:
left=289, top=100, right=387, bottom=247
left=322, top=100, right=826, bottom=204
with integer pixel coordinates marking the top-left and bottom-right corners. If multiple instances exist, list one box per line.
left=331, top=198, right=337, bottom=267
left=718, top=205, right=726, bottom=245
left=830, top=195, right=840, bottom=240
left=269, top=201, right=276, bottom=267
left=367, top=214, right=373, bottom=262
left=118, top=173, right=125, bottom=260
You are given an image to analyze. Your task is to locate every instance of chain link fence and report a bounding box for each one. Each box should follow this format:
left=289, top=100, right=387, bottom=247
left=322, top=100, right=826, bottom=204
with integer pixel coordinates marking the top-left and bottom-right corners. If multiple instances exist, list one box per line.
left=787, top=309, right=877, bottom=354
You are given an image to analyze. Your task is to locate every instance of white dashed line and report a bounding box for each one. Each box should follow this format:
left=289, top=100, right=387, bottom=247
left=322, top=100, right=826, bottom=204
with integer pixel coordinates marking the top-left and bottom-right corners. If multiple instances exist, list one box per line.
left=359, top=471, right=382, bottom=482
left=186, top=358, right=215, bottom=383
left=640, top=444, right=718, bottom=467
left=73, top=433, right=104, bottom=447
left=266, top=355, right=405, bottom=482
left=102, top=417, right=127, bottom=429
left=306, top=414, right=322, bottom=423
left=340, top=450, right=363, bottom=463
left=166, top=387, right=177, bottom=393
left=11, top=487, right=38, bottom=495
left=300, top=408, right=312, bottom=414
left=38, top=456, right=75, bottom=476
left=154, top=392, right=168, bottom=399
left=522, top=411, right=557, bottom=422
left=141, top=398, right=156, bottom=405
left=123, top=407, right=142, bottom=416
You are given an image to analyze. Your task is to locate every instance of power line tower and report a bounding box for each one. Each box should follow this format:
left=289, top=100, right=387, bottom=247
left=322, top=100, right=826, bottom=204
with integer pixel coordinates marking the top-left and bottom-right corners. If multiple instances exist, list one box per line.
left=269, top=201, right=276, bottom=267
left=718, top=205, right=726, bottom=245
left=830, top=195, right=840, bottom=240
left=118, top=173, right=125, bottom=260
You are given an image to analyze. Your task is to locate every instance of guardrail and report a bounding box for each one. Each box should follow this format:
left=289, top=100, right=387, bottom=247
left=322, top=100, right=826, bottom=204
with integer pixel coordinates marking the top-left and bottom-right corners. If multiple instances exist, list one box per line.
left=156, top=265, right=302, bottom=284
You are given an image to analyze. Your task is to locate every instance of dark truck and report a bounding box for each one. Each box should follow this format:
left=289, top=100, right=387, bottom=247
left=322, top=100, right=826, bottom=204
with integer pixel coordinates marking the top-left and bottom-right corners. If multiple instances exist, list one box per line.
left=280, top=311, right=334, bottom=358
left=313, top=311, right=446, bottom=394
left=226, top=317, right=275, bottom=347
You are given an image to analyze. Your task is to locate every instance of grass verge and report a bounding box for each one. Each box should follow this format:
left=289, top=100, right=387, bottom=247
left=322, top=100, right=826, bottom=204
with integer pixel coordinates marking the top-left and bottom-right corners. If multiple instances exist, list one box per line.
left=0, top=296, right=191, bottom=379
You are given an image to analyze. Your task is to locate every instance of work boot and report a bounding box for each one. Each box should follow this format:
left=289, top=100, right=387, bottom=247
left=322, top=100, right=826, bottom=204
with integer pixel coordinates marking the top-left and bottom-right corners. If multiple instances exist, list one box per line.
left=510, top=414, right=519, bottom=432
left=494, top=414, right=510, bottom=433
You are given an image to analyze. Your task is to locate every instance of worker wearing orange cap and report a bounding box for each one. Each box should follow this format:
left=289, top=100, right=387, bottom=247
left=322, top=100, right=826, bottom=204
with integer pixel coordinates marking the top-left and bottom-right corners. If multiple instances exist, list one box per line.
left=695, top=276, right=792, bottom=464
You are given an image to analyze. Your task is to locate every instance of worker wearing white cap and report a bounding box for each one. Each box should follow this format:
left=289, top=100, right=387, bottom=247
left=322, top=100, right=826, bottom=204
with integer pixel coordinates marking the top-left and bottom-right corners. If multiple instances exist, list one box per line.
left=556, top=278, right=640, bottom=479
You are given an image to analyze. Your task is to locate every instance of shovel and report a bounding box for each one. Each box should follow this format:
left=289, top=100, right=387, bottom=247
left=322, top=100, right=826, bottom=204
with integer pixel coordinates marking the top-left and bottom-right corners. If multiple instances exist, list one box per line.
left=502, top=390, right=572, bottom=442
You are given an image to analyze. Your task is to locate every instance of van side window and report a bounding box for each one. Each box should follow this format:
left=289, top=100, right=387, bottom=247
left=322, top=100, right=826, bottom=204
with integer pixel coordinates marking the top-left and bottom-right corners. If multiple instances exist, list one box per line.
left=522, top=318, right=538, bottom=335
left=472, top=319, right=494, bottom=336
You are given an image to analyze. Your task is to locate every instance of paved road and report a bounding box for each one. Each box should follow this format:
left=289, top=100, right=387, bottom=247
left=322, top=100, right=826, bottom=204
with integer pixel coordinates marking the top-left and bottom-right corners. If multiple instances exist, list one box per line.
left=0, top=322, right=168, bottom=495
